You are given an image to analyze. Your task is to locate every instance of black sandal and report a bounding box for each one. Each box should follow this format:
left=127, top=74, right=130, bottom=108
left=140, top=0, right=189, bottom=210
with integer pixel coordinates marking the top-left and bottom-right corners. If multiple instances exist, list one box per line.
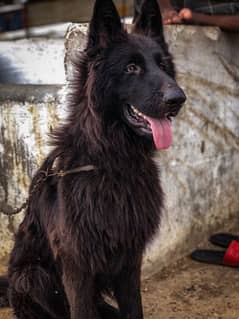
left=209, top=233, right=238, bottom=248
left=191, top=240, right=239, bottom=267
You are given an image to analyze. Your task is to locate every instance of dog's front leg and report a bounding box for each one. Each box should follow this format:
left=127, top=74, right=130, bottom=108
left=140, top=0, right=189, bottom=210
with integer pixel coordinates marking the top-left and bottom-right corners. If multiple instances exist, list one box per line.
left=62, top=260, right=99, bottom=319
left=113, top=260, right=143, bottom=319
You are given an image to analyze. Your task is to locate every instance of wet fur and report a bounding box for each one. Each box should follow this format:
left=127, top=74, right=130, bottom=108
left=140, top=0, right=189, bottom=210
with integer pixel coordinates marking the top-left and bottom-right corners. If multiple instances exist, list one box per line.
left=3, top=1, right=185, bottom=318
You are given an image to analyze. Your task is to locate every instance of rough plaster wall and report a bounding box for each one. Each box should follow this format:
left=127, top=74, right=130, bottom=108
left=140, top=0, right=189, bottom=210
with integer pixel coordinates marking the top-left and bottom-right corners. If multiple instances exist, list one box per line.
left=0, top=92, right=67, bottom=257
left=0, top=25, right=238, bottom=276
left=143, top=26, right=239, bottom=276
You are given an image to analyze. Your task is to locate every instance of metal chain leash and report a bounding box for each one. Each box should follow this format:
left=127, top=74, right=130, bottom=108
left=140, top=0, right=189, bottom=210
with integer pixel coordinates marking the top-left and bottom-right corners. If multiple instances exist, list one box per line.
left=0, top=169, right=58, bottom=216
left=0, top=165, right=96, bottom=216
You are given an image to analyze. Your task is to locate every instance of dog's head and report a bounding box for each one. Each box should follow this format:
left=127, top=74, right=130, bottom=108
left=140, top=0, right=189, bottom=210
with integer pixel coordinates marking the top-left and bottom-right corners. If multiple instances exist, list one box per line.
left=85, top=0, right=186, bottom=150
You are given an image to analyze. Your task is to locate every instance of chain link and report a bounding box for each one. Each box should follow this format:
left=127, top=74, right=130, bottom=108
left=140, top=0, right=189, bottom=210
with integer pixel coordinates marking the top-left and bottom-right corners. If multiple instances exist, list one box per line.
left=0, top=169, right=58, bottom=216
left=0, top=164, right=96, bottom=216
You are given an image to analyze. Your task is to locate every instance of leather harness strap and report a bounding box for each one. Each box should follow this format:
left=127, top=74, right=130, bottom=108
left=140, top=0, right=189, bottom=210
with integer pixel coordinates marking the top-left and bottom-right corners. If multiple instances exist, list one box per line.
left=57, top=165, right=97, bottom=177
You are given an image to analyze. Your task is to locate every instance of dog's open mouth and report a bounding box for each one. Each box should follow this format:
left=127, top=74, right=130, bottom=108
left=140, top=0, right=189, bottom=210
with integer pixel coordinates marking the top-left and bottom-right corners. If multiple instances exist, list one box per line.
left=125, top=104, right=174, bottom=150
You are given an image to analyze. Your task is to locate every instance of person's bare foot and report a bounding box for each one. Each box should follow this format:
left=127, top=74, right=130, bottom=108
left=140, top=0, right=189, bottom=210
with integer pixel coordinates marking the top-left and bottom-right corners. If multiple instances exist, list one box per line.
left=162, top=7, right=194, bottom=25
left=178, top=8, right=193, bottom=21
left=162, top=8, right=182, bottom=24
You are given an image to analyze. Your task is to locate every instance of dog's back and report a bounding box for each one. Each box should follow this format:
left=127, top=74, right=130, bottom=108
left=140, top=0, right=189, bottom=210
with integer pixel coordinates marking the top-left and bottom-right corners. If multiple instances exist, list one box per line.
left=7, top=1, right=185, bottom=319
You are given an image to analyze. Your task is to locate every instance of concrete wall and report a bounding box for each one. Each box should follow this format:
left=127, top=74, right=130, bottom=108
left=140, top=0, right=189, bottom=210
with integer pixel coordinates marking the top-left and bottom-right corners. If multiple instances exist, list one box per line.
left=0, top=25, right=239, bottom=277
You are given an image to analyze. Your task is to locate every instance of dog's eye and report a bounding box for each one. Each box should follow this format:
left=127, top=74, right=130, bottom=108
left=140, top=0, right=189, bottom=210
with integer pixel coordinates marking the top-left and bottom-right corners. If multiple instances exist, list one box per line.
left=125, top=64, right=141, bottom=74
left=154, top=54, right=166, bottom=71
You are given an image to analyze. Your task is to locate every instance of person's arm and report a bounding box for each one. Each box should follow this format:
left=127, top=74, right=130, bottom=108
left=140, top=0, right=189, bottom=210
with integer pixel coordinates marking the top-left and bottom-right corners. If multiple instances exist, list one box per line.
left=179, top=9, right=239, bottom=31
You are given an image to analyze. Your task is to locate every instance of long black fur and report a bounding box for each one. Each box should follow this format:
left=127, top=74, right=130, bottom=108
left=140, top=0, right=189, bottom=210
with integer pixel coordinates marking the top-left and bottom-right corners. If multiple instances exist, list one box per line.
left=1, top=0, right=186, bottom=318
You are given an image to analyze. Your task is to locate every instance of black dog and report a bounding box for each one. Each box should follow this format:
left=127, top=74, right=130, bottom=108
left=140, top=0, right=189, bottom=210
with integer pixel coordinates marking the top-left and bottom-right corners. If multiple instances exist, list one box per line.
left=3, top=0, right=186, bottom=318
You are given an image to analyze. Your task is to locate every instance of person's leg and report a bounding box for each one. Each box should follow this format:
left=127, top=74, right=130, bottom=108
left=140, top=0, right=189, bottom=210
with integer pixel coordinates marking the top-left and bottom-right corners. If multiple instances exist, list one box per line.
left=184, top=0, right=239, bottom=15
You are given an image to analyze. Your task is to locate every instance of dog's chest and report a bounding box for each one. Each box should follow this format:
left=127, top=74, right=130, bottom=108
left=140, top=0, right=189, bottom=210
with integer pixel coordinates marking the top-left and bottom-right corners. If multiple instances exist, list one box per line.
left=106, top=174, right=161, bottom=246
left=65, top=163, right=162, bottom=249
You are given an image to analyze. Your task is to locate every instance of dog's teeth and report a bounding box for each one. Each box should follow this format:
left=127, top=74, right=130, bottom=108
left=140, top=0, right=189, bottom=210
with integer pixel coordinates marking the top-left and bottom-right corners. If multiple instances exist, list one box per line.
left=131, top=105, right=143, bottom=117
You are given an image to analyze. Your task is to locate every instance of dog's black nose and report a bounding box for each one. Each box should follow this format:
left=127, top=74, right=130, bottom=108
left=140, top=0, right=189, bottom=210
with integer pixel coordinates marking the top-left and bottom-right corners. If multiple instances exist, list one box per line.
left=163, top=88, right=186, bottom=106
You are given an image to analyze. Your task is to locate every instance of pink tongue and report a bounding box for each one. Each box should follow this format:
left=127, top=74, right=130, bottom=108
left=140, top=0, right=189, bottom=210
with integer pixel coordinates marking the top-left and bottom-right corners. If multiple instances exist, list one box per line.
left=146, top=117, right=173, bottom=150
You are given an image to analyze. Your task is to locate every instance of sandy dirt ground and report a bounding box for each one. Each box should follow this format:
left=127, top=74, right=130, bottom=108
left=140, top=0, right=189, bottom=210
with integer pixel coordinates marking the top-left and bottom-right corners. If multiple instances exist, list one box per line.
left=0, top=254, right=238, bottom=319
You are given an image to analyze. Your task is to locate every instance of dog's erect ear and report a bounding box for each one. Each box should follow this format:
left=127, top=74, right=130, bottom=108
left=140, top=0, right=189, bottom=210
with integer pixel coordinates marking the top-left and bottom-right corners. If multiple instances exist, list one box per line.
left=87, top=0, right=125, bottom=49
left=133, top=0, right=165, bottom=43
